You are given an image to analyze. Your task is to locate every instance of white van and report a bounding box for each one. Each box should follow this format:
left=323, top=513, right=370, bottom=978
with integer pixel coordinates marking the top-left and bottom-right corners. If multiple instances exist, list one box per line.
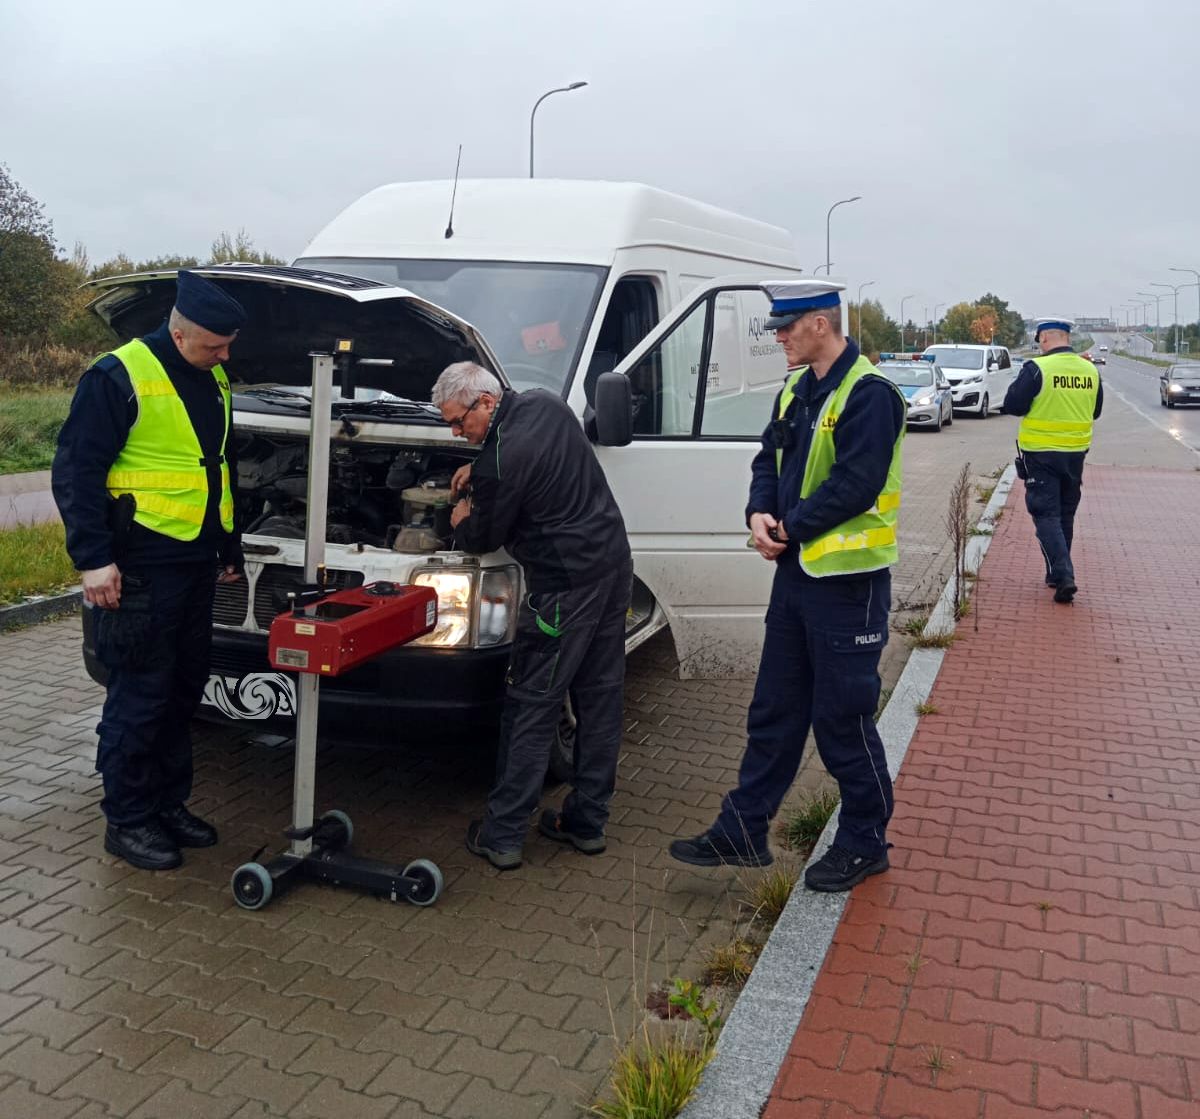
left=82, top=181, right=806, bottom=777
left=922, top=343, right=1015, bottom=416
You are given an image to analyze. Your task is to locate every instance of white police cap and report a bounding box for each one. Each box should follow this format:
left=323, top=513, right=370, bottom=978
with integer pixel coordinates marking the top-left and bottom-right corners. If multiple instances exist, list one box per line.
left=763, top=280, right=845, bottom=330
left=1034, top=317, right=1074, bottom=338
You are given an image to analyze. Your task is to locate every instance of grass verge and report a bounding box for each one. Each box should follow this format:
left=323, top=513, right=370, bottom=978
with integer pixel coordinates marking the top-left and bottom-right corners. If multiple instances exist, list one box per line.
left=0, top=521, right=77, bottom=605
left=0, top=389, right=73, bottom=473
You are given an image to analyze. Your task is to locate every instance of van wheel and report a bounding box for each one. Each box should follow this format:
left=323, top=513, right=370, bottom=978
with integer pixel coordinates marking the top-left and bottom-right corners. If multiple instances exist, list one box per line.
left=548, top=696, right=576, bottom=784
left=978, top=394, right=990, bottom=418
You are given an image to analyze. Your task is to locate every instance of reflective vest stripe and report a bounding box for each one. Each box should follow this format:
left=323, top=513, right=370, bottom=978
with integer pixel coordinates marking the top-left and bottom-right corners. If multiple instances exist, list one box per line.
left=132, top=492, right=209, bottom=527
left=107, top=469, right=210, bottom=490
left=802, top=525, right=898, bottom=562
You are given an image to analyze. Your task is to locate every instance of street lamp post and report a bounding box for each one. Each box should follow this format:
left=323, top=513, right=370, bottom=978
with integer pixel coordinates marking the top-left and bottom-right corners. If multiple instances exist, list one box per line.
left=824, top=196, right=861, bottom=275
left=933, top=303, right=946, bottom=345
left=1151, top=282, right=1184, bottom=356
left=856, top=280, right=875, bottom=349
left=899, top=294, right=915, bottom=353
left=529, top=81, right=588, bottom=178
left=1171, top=267, right=1200, bottom=354
left=1136, top=291, right=1166, bottom=352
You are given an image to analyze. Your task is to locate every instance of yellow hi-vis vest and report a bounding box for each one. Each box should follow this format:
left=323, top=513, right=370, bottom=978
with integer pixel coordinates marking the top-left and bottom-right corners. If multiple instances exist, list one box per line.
left=1017, top=351, right=1099, bottom=452
left=777, top=356, right=906, bottom=577
left=105, top=339, right=234, bottom=541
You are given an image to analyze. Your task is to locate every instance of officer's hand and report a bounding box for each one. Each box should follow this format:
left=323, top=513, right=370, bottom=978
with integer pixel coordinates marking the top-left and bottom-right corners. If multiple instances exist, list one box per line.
left=82, top=564, right=122, bottom=609
left=450, top=498, right=471, bottom=528
left=749, top=513, right=787, bottom=561
left=217, top=564, right=243, bottom=584
left=451, top=464, right=472, bottom=498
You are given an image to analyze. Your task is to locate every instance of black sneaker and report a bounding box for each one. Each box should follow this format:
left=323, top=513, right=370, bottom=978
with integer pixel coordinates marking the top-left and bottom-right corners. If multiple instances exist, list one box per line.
left=104, top=821, right=182, bottom=871
left=1053, top=581, right=1077, bottom=604
left=668, top=831, right=773, bottom=868
left=465, top=820, right=522, bottom=871
left=159, top=805, right=218, bottom=848
left=538, top=810, right=606, bottom=855
left=804, top=844, right=888, bottom=892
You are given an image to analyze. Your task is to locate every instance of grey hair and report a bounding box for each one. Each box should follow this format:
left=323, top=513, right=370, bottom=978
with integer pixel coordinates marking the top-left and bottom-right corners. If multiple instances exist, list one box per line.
left=431, top=361, right=502, bottom=407
left=807, top=304, right=843, bottom=334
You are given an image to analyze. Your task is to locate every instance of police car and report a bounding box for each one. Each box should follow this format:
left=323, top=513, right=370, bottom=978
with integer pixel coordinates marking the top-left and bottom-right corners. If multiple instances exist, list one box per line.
left=875, top=353, right=954, bottom=431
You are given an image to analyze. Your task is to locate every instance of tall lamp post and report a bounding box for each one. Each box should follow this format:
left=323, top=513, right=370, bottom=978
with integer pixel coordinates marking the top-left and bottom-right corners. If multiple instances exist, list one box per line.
left=1171, top=267, right=1200, bottom=354
left=1136, top=292, right=1166, bottom=352
left=899, top=293, right=915, bottom=352
left=824, top=196, right=861, bottom=275
left=529, top=81, right=588, bottom=178
left=856, top=280, right=875, bottom=349
left=1151, top=281, right=1185, bottom=356
left=932, top=302, right=946, bottom=345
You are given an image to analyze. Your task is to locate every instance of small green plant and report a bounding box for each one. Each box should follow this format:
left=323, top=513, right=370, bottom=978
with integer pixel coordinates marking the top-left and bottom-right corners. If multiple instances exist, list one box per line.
left=905, top=952, right=925, bottom=978
left=1036, top=900, right=1054, bottom=912
left=901, top=613, right=931, bottom=637
left=968, top=525, right=994, bottom=537
left=923, top=1044, right=951, bottom=1073
left=700, top=937, right=760, bottom=988
left=915, top=701, right=939, bottom=716
left=975, top=484, right=996, bottom=504
left=746, top=865, right=799, bottom=927
left=667, top=979, right=723, bottom=1043
left=910, top=629, right=956, bottom=649
left=779, top=789, right=840, bottom=853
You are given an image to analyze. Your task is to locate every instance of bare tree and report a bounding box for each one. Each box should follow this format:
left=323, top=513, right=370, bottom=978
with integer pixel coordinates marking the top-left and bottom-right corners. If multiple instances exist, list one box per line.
left=945, top=462, right=972, bottom=621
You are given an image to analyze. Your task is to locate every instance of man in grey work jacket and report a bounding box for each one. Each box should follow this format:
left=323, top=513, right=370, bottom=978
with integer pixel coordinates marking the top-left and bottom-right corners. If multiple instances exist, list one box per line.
left=432, top=361, right=632, bottom=871
left=669, top=280, right=907, bottom=892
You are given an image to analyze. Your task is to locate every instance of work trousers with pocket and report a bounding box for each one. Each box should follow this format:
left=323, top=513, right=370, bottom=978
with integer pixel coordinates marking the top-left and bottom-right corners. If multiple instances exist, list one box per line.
left=713, top=562, right=894, bottom=859
left=481, top=558, right=633, bottom=852
left=1021, top=449, right=1086, bottom=587
left=93, top=562, right=217, bottom=827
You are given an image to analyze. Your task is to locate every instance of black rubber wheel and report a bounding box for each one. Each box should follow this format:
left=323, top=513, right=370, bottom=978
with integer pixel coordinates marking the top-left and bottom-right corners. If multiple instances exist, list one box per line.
left=317, top=810, right=353, bottom=850
left=944, top=403, right=953, bottom=426
left=547, top=696, right=576, bottom=784
left=1166, top=399, right=1175, bottom=408
left=978, top=394, right=990, bottom=418
left=402, top=859, right=444, bottom=907
left=231, top=862, right=273, bottom=911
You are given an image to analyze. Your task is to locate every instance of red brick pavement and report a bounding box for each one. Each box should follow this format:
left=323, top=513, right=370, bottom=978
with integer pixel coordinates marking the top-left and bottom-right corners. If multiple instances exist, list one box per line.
left=765, top=465, right=1200, bottom=1119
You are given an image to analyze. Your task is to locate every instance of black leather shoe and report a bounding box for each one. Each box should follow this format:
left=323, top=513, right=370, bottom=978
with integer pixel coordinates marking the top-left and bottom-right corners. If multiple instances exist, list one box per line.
left=1053, top=581, right=1077, bottom=604
left=104, top=822, right=182, bottom=871
left=159, top=805, right=218, bottom=848
left=804, top=844, right=888, bottom=892
left=668, top=831, right=773, bottom=868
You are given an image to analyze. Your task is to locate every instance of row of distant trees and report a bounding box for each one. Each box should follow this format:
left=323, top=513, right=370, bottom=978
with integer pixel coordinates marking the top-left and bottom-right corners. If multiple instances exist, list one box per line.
left=849, top=293, right=1028, bottom=359
left=0, top=163, right=284, bottom=354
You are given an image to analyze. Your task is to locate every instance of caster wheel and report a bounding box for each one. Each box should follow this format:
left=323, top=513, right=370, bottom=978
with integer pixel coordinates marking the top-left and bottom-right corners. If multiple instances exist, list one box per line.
left=318, top=809, right=353, bottom=850
left=231, top=862, right=273, bottom=911
left=403, top=859, right=444, bottom=907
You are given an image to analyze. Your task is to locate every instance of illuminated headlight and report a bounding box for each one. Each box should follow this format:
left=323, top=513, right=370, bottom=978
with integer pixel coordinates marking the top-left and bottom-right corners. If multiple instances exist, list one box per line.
left=411, top=570, right=474, bottom=646
left=912, top=393, right=935, bottom=406
left=1169, top=383, right=1184, bottom=393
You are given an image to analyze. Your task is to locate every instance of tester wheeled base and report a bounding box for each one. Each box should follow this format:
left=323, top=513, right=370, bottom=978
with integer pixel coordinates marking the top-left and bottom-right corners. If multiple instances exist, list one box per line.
left=228, top=343, right=445, bottom=913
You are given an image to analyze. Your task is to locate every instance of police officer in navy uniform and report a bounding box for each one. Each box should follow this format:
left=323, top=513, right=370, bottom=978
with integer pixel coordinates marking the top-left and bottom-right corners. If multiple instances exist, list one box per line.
left=670, top=281, right=907, bottom=892
left=1002, top=318, right=1103, bottom=604
left=52, top=272, right=246, bottom=870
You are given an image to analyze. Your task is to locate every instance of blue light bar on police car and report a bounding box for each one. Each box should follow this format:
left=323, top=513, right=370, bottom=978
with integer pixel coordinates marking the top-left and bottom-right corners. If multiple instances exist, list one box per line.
left=878, top=353, right=937, bottom=362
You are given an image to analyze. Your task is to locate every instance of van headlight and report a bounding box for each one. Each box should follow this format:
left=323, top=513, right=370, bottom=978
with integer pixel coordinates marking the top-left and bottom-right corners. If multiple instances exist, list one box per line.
left=410, top=563, right=519, bottom=648
left=963, top=374, right=983, bottom=384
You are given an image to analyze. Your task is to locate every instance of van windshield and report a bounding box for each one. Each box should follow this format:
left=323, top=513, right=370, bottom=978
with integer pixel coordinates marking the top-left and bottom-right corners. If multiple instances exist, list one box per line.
left=296, top=257, right=606, bottom=394
left=924, top=347, right=985, bottom=371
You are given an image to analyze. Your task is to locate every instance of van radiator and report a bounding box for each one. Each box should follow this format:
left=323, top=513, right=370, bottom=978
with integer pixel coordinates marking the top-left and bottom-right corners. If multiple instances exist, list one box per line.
left=213, top=565, right=365, bottom=632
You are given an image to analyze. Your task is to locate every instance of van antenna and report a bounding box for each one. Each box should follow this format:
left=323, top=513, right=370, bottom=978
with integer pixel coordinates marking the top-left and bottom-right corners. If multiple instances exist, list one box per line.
left=444, top=145, right=462, bottom=239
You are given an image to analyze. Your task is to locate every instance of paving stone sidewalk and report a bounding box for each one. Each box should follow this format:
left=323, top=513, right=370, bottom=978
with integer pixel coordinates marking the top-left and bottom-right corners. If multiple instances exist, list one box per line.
left=766, top=463, right=1200, bottom=1119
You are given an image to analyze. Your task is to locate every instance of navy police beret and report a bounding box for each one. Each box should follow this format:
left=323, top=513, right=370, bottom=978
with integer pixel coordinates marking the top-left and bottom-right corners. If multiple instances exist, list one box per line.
left=175, top=271, right=246, bottom=335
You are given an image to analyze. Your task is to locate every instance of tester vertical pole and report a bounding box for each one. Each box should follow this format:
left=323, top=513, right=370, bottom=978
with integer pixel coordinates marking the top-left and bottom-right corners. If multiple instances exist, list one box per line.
left=289, top=352, right=334, bottom=858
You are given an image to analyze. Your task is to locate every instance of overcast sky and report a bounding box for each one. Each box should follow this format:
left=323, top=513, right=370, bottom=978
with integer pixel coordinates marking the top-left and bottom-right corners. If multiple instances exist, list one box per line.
left=3, top=0, right=1198, bottom=325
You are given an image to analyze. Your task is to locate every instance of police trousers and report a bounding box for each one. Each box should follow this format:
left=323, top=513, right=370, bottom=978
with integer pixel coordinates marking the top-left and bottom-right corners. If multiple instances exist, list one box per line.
left=481, top=559, right=633, bottom=852
left=714, top=563, right=894, bottom=859
left=1021, top=449, right=1086, bottom=586
left=93, top=563, right=217, bottom=827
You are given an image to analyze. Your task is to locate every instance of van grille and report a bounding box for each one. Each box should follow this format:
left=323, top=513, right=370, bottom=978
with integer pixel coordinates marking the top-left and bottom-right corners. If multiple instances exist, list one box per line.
left=213, top=565, right=365, bottom=632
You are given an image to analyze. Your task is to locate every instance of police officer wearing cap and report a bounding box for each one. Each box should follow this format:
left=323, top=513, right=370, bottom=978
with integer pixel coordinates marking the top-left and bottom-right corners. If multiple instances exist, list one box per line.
left=52, top=271, right=246, bottom=870
left=1002, top=318, right=1102, bottom=604
left=670, top=281, right=907, bottom=891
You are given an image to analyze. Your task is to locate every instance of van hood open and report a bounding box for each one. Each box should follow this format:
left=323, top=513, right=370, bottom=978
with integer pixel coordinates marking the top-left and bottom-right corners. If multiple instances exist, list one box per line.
left=85, top=264, right=509, bottom=400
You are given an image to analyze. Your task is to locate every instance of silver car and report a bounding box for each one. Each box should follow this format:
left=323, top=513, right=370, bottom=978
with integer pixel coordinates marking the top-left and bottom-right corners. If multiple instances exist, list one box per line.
left=1160, top=364, right=1200, bottom=408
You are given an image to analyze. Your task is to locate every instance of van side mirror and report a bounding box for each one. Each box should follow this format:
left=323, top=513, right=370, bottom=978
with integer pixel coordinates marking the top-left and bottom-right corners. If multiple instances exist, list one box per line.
left=988, top=361, right=999, bottom=372
left=592, top=371, right=633, bottom=446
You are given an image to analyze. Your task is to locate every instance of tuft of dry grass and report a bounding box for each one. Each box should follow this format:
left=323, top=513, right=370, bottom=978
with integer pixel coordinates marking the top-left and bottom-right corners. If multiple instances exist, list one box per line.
left=700, top=937, right=759, bottom=989
left=590, top=1031, right=713, bottom=1118
left=746, top=865, right=799, bottom=927
left=915, top=701, right=939, bottom=716
left=910, top=629, right=956, bottom=649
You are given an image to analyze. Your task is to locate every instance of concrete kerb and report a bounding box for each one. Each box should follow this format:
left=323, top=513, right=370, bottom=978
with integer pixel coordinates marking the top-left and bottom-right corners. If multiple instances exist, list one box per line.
left=0, top=587, right=82, bottom=632
left=680, top=465, right=1019, bottom=1119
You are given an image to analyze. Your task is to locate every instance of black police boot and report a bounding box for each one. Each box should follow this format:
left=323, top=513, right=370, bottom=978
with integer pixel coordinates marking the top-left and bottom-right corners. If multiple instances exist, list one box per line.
left=159, top=805, right=218, bottom=848
left=104, top=821, right=182, bottom=871
left=1053, top=580, right=1077, bottom=604
left=669, top=831, right=773, bottom=868
left=804, top=844, right=889, bottom=892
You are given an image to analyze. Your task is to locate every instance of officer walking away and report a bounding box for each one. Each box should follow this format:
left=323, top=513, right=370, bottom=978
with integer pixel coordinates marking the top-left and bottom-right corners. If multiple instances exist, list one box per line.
left=669, top=281, right=907, bottom=892
left=431, top=361, right=632, bottom=871
left=52, top=271, right=246, bottom=871
left=1002, top=317, right=1102, bottom=604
